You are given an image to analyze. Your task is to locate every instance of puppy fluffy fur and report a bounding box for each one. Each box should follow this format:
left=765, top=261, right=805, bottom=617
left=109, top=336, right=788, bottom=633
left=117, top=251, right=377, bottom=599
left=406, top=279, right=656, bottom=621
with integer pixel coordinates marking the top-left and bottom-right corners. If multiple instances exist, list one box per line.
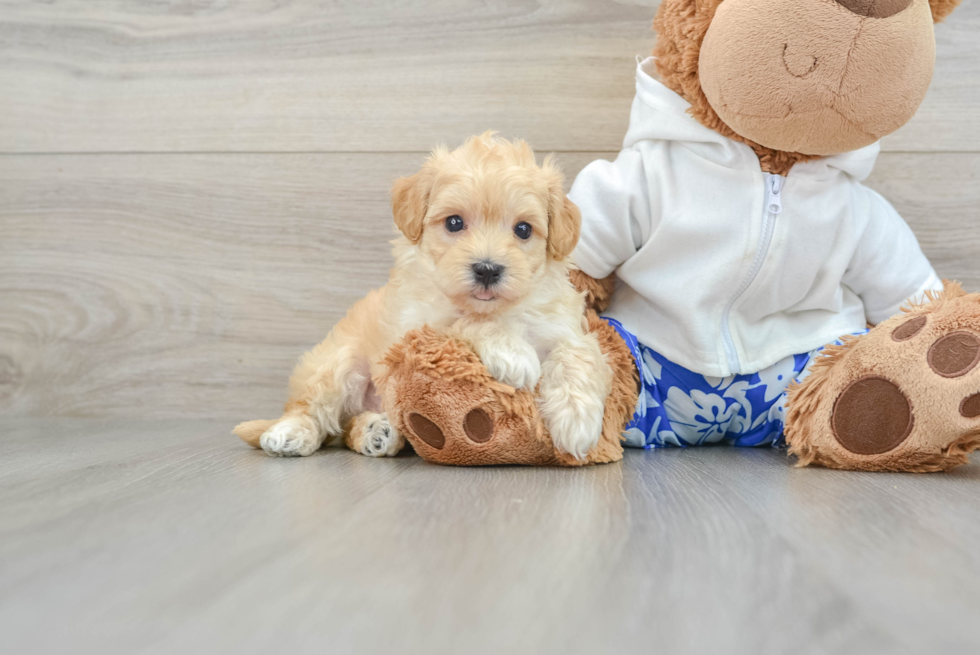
left=234, top=133, right=613, bottom=460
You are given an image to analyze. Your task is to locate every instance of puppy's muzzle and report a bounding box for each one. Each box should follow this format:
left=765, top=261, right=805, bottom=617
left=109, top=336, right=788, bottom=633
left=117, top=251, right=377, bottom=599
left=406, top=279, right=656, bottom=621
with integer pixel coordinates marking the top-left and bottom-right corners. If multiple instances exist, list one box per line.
left=472, top=261, right=504, bottom=288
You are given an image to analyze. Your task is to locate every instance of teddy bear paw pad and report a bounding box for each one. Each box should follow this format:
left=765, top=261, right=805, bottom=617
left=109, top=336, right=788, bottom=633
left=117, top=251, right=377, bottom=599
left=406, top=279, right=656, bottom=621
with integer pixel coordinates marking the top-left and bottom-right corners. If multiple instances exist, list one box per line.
left=407, top=408, right=494, bottom=451
left=396, top=394, right=554, bottom=466
left=463, top=408, right=494, bottom=443
left=831, top=376, right=914, bottom=455
left=960, top=393, right=980, bottom=418
left=408, top=413, right=446, bottom=449
left=926, top=331, right=980, bottom=378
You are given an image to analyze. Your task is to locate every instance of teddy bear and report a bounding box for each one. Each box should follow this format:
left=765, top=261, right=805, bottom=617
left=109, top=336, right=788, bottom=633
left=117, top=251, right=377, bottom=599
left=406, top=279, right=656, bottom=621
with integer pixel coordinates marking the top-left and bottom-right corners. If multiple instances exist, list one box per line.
left=380, top=0, right=980, bottom=472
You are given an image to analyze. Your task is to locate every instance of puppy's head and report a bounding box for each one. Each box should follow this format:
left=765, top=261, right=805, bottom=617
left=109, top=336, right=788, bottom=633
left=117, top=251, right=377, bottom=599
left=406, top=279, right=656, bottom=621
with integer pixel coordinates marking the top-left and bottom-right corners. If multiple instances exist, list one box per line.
left=390, top=132, right=580, bottom=315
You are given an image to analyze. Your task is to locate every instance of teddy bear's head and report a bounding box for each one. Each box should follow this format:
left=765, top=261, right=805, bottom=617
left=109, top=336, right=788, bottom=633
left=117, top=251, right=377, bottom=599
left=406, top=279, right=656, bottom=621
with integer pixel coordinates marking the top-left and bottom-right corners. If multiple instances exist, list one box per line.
left=653, top=0, right=963, bottom=173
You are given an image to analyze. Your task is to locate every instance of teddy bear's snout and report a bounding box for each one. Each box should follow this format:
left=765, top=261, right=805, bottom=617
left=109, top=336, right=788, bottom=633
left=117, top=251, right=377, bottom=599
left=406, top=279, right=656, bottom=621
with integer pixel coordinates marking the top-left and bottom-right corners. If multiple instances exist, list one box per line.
left=699, top=0, right=936, bottom=155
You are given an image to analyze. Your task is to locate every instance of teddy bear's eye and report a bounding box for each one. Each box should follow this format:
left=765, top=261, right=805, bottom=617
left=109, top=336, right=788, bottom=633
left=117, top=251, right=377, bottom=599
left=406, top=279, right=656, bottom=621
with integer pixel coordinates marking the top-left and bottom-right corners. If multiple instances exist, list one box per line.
left=445, top=215, right=465, bottom=233
left=514, top=222, right=532, bottom=240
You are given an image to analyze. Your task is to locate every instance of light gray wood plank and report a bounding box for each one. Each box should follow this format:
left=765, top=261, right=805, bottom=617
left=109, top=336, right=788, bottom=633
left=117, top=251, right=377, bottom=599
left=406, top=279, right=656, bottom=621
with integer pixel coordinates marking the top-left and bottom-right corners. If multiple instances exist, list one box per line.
left=0, top=152, right=411, bottom=419
left=884, top=9, right=980, bottom=154
left=0, top=0, right=648, bottom=154
left=693, top=448, right=980, bottom=654
left=9, top=418, right=978, bottom=654
left=3, top=151, right=979, bottom=419
left=0, top=0, right=976, bottom=154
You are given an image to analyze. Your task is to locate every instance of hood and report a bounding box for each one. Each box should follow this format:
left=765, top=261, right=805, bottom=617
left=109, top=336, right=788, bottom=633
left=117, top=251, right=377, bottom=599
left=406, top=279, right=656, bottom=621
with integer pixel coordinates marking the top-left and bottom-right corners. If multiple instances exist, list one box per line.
left=625, top=57, right=881, bottom=182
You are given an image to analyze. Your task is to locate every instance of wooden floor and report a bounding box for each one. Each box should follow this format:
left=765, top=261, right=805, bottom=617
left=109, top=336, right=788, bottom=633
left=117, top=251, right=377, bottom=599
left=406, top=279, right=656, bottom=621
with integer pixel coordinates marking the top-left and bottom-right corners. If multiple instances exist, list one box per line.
left=2, top=418, right=979, bottom=655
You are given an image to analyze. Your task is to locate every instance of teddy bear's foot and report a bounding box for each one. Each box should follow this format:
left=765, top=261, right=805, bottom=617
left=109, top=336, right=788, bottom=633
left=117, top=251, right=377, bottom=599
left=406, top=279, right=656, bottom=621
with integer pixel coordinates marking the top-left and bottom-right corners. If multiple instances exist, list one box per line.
left=403, top=398, right=561, bottom=466
left=785, top=283, right=980, bottom=472
left=376, top=323, right=633, bottom=466
left=378, top=328, right=565, bottom=465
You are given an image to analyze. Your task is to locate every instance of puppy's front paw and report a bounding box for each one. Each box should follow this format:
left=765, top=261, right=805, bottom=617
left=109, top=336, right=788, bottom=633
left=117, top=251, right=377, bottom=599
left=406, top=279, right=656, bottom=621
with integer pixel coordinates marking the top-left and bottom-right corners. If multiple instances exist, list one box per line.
left=478, top=339, right=541, bottom=390
left=260, top=416, right=321, bottom=457
left=537, top=337, right=611, bottom=460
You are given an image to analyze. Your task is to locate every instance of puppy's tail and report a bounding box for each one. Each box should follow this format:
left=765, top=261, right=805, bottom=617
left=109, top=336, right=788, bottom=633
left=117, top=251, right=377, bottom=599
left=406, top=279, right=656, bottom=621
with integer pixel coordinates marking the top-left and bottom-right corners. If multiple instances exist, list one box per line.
left=233, top=419, right=278, bottom=448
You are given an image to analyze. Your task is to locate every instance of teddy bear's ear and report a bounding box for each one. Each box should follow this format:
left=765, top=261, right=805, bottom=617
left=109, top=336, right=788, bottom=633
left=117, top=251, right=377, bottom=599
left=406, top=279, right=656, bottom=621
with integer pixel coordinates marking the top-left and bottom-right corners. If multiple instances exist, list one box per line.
left=693, top=0, right=722, bottom=13
left=929, top=0, right=963, bottom=22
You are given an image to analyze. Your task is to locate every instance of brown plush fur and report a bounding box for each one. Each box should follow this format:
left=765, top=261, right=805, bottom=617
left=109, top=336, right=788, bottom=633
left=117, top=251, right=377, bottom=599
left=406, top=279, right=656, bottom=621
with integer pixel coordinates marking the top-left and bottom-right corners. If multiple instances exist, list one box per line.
left=569, top=269, right=616, bottom=313
left=785, top=281, right=980, bottom=472
left=930, top=0, right=963, bottom=22
left=378, top=310, right=639, bottom=467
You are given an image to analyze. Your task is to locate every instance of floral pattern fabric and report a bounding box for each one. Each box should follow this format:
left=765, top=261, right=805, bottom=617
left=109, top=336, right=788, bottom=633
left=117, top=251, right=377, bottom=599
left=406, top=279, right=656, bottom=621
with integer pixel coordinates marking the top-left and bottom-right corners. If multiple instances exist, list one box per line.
left=604, top=317, right=867, bottom=449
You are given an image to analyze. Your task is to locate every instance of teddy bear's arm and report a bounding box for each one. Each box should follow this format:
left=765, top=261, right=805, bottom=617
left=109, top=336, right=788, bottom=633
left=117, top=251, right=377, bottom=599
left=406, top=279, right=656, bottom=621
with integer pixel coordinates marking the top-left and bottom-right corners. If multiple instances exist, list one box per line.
left=569, top=269, right=616, bottom=313
left=930, top=0, right=964, bottom=22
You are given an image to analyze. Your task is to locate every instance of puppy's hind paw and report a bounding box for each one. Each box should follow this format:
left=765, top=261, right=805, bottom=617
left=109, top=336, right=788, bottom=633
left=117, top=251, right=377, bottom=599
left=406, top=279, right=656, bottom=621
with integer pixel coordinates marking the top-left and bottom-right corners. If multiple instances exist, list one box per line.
left=349, top=412, right=405, bottom=457
left=260, top=416, right=322, bottom=457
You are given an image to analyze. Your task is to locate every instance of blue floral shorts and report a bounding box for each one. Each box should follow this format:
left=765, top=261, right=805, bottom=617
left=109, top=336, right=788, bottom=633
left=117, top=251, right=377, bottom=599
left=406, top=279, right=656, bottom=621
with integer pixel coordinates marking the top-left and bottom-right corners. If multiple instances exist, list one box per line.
left=604, top=317, right=867, bottom=449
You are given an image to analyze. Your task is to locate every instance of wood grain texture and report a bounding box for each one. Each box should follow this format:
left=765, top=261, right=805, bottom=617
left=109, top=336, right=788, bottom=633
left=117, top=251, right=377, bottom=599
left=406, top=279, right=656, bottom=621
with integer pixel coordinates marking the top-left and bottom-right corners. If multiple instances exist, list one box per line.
left=0, top=418, right=977, bottom=654
left=0, top=0, right=977, bottom=154
left=0, top=152, right=407, bottom=419
left=3, top=151, right=979, bottom=419
left=866, top=153, right=980, bottom=292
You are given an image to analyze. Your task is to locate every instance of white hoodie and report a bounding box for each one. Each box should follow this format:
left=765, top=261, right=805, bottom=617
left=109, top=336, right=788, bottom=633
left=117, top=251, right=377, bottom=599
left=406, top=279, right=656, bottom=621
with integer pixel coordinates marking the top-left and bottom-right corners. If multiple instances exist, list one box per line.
left=570, top=58, right=942, bottom=378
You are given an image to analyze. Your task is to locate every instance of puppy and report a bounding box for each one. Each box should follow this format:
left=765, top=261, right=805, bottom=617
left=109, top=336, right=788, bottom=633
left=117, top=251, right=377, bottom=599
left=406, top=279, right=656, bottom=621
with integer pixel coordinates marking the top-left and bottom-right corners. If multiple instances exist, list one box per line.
left=234, top=133, right=613, bottom=460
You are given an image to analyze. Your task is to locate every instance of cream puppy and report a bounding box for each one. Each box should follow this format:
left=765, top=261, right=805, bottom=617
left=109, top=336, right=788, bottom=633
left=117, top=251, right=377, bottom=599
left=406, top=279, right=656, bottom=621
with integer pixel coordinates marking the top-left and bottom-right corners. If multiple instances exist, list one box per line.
left=234, top=133, right=613, bottom=460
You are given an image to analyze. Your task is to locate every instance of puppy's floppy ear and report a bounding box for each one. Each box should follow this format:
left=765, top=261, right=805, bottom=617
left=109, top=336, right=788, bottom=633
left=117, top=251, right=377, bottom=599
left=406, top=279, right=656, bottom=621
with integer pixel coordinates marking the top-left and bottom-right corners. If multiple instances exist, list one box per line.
left=543, top=156, right=581, bottom=261
left=929, top=0, right=963, bottom=22
left=390, top=165, right=434, bottom=244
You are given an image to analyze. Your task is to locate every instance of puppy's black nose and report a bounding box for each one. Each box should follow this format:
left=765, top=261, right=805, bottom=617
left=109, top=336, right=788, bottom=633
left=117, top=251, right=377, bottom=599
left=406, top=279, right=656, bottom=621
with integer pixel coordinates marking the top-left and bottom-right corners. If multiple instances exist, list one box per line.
left=472, top=262, right=504, bottom=287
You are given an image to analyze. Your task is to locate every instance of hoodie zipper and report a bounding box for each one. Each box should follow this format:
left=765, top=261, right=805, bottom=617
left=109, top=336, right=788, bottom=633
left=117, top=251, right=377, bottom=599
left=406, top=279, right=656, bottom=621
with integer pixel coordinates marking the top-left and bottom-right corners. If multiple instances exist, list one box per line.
left=720, top=173, right=783, bottom=374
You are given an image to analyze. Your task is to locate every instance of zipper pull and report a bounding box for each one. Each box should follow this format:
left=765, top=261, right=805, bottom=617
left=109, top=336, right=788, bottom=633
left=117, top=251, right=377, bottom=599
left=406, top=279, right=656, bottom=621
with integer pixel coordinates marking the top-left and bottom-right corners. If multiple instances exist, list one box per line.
left=768, top=175, right=783, bottom=215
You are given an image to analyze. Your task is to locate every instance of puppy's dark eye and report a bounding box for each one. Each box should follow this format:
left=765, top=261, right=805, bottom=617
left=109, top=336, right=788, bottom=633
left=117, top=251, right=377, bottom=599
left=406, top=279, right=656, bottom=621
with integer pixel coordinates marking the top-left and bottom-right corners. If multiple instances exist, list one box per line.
left=445, top=215, right=465, bottom=233
left=514, top=222, right=532, bottom=240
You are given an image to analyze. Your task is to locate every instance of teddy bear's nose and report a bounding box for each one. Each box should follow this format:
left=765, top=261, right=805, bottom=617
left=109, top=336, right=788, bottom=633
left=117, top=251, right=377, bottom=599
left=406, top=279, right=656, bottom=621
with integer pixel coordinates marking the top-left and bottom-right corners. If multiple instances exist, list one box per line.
left=834, top=0, right=912, bottom=19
